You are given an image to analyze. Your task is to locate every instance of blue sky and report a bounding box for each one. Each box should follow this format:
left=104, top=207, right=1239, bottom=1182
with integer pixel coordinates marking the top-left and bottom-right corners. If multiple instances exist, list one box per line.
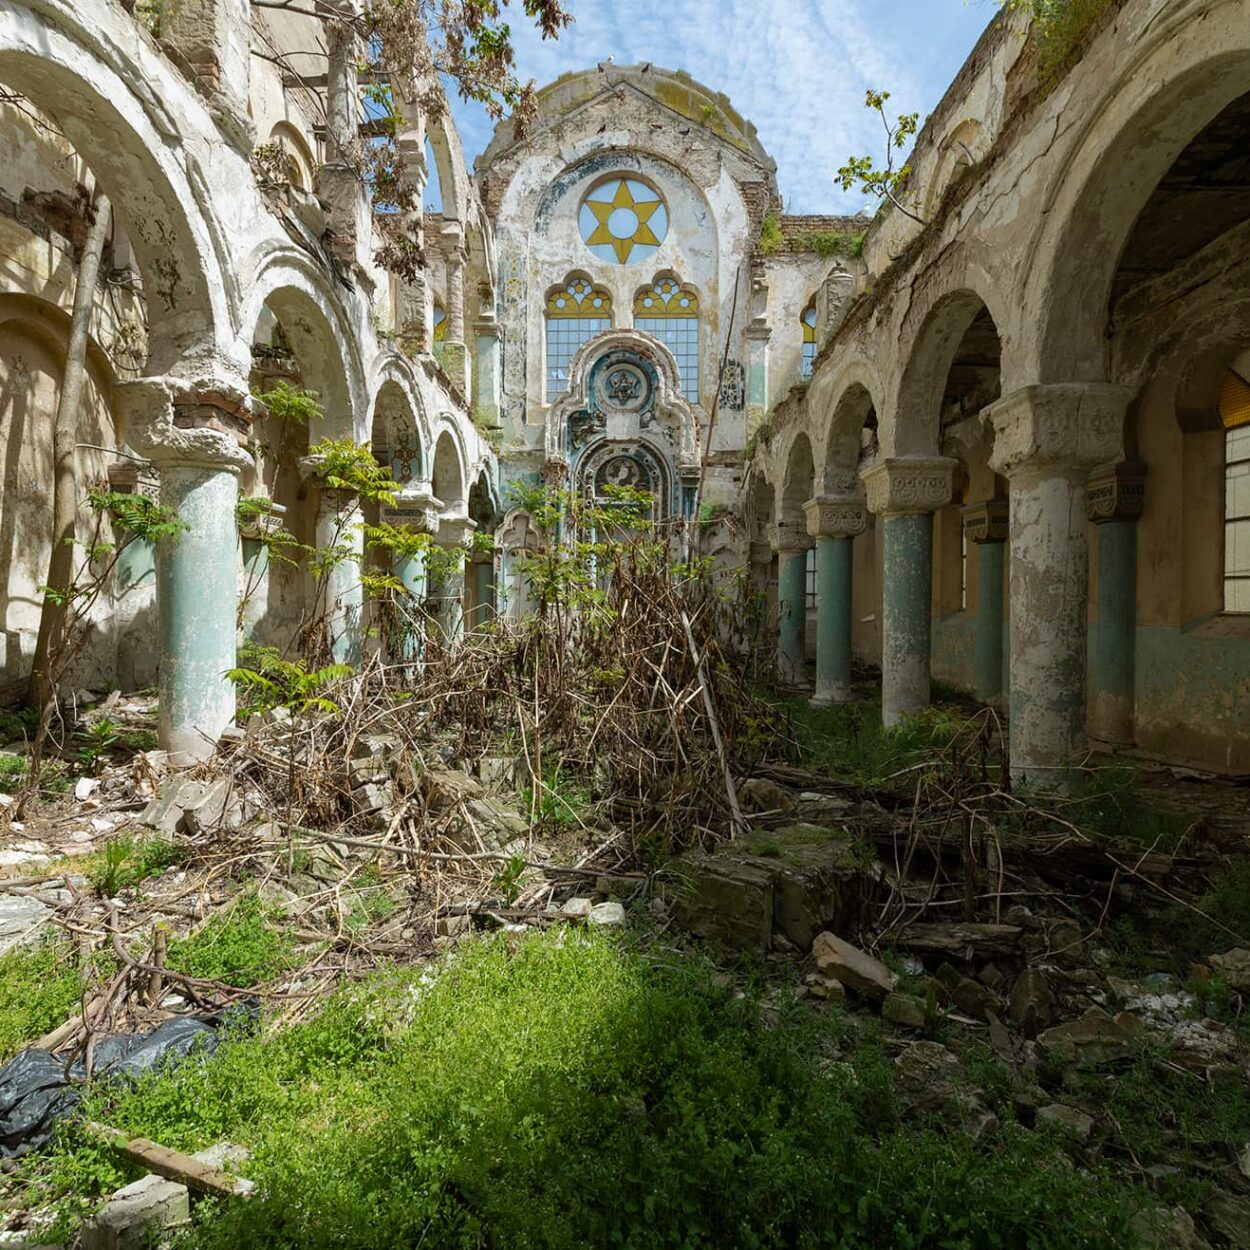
left=446, top=0, right=997, bottom=214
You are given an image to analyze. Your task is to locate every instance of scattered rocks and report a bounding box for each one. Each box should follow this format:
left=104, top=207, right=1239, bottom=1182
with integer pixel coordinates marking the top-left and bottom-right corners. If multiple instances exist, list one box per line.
left=891, top=922, right=1022, bottom=960
left=559, top=897, right=594, bottom=921
left=1129, top=1206, right=1213, bottom=1250
left=894, top=1041, right=998, bottom=1141
left=1036, top=1103, right=1094, bottom=1141
left=0, top=896, right=49, bottom=957
left=811, top=932, right=894, bottom=999
left=801, top=972, right=845, bottom=1001
left=1203, top=1191, right=1250, bottom=1248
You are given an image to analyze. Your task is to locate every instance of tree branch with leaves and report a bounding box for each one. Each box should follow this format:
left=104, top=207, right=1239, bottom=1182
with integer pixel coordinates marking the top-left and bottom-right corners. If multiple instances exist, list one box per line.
left=837, top=89, right=924, bottom=226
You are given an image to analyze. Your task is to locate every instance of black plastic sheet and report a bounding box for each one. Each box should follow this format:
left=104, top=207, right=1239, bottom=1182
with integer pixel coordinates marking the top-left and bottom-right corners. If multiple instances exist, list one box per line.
left=0, top=1008, right=250, bottom=1156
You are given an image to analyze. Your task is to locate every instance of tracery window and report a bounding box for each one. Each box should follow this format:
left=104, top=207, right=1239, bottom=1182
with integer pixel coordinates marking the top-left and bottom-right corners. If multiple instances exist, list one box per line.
left=545, top=275, right=612, bottom=403
left=579, top=178, right=668, bottom=265
left=801, top=301, right=818, bottom=379
left=634, top=275, right=700, bottom=404
left=1221, top=368, right=1250, bottom=612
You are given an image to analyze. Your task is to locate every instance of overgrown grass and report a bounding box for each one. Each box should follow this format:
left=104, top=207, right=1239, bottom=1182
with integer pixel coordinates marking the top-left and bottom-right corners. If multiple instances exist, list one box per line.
left=165, top=893, right=299, bottom=988
left=28, top=930, right=1151, bottom=1247
left=0, top=939, right=83, bottom=1064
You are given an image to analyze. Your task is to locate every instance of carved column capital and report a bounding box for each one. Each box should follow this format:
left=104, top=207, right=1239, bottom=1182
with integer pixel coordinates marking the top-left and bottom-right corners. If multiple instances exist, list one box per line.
left=804, top=494, right=867, bottom=540
left=1086, top=461, right=1146, bottom=523
left=381, top=484, right=441, bottom=535
left=116, top=375, right=257, bottom=474
left=961, top=499, right=1010, bottom=544
left=987, top=384, right=1130, bottom=479
left=436, top=516, right=477, bottom=549
left=767, top=520, right=813, bottom=556
left=861, top=456, right=957, bottom=516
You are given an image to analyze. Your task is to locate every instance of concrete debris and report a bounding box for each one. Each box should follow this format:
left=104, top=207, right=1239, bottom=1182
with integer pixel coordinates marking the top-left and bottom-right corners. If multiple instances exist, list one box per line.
left=80, top=1174, right=190, bottom=1250
left=74, top=777, right=99, bottom=801
left=1037, top=1010, right=1137, bottom=1067
left=801, top=972, right=846, bottom=1001
left=559, top=898, right=594, bottom=921
left=811, top=932, right=894, bottom=999
left=0, top=896, right=49, bottom=957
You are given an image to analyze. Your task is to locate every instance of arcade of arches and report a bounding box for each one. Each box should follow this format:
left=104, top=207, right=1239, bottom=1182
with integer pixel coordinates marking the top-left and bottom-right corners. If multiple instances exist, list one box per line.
left=1, top=0, right=1249, bottom=785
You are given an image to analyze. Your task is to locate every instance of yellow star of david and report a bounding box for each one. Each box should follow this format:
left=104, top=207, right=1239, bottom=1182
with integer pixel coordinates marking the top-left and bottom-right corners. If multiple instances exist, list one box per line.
left=585, top=180, right=663, bottom=264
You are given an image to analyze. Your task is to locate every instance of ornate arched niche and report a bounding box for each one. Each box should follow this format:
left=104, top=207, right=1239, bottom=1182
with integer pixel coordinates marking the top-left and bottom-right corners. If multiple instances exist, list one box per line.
left=547, top=330, right=700, bottom=521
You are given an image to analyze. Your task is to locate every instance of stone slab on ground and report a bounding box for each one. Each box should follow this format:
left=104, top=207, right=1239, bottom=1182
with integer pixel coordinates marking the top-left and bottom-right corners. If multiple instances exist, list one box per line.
left=0, top=894, right=49, bottom=956
left=80, top=1174, right=190, bottom=1250
left=812, top=932, right=895, bottom=999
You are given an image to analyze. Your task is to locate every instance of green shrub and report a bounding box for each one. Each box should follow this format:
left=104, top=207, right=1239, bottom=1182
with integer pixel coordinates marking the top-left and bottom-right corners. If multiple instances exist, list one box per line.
left=165, top=893, right=297, bottom=988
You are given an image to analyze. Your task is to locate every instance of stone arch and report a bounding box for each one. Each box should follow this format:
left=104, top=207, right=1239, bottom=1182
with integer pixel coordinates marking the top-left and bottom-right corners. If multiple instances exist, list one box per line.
left=431, top=423, right=467, bottom=514
left=268, top=121, right=317, bottom=192
left=0, top=3, right=232, bottom=374
left=370, top=377, right=426, bottom=486
left=891, top=282, right=1006, bottom=457
left=812, top=365, right=883, bottom=492
left=921, top=118, right=986, bottom=221
left=1026, top=0, right=1250, bottom=383
left=779, top=430, right=815, bottom=526
left=367, top=356, right=432, bottom=471
left=241, top=249, right=365, bottom=440
left=426, top=111, right=473, bottom=224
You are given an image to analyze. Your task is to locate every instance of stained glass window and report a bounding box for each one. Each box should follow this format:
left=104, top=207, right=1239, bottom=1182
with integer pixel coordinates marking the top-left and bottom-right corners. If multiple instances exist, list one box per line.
left=1221, top=369, right=1250, bottom=613
left=801, top=301, right=818, bottom=379
left=634, top=275, right=700, bottom=404
left=545, top=275, right=612, bottom=404
left=579, top=178, right=668, bottom=266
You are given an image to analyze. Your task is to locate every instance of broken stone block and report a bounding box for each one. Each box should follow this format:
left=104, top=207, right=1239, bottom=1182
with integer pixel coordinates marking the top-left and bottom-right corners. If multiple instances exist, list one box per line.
left=673, top=827, right=867, bottom=952
left=423, top=768, right=483, bottom=814
left=811, top=932, right=894, bottom=999
left=478, top=755, right=520, bottom=788
left=354, top=782, right=393, bottom=816
left=882, top=992, right=926, bottom=1029
left=936, top=962, right=996, bottom=1021
left=560, top=897, right=594, bottom=921
left=1203, top=1190, right=1250, bottom=1249
left=588, top=901, right=626, bottom=927
left=1129, top=1207, right=1213, bottom=1250
left=1210, top=948, right=1250, bottom=992
left=1036, top=1103, right=1094, bottom=1141
left=81, top=1174, right=190, bottom=1250
left=1009, top=968, right=1054, bottom=1039
left=1037, top=1009, right=1136, bottom=1067
left=180, top=778, right=243, bottom=835
left=0, top=894, right=49, bottom=956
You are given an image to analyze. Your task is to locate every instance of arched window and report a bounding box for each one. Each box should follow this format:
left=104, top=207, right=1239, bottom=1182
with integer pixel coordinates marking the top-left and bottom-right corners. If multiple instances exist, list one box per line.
left=545, top=275, right=612, bottom=403
left=801, top=301, right=818, bottom=379
left=633, top=275, right=699, bottom=404
left=1221, top=367, right=1250, bottom=612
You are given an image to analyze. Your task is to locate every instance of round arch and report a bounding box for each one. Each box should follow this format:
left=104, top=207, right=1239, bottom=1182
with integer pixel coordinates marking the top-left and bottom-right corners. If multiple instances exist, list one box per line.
left=1024, top=1, right=1250, bottom=383
left=0, top=9, right=230, bottom=373
left=778, top=430, right=815, bottom=525
left=431, top=424, right=467, bottom=514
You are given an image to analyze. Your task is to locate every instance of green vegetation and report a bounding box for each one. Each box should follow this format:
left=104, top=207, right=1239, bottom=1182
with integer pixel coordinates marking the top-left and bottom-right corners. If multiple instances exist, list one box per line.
left=0, top=704, right=38, bottom=745
left=29, top=929, right=1148, bottom=1248
left=1004, top=0, right=1115, bottom=79
left=165, top=893, right=299, bottom=988
left=251, top=380, right=323, bottom=425
left=757, top=209, right=784, bottom=255
left=86, top=835, right=185, bottom=898
left=522, top=761, right=591, bottom=828
left=0, top=749, right=26, bottom=792
left=0, top=939, right=83, bottom=1064
left=794, top=229, right=865, bottom=259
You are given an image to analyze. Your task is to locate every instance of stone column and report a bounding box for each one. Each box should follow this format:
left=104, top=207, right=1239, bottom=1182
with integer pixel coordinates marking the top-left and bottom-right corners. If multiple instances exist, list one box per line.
left=862, top=458, right=957, bottom=727
left=987, top=384, right=1130, bottom=786
left=433, top=517, right=474, bottom=642
left=300, top=455, right=365, bottom=667
left=745, top=321, right=772, bottom=441
left=961, top=500, right=1009, bottom=706
left=804, top=495, right=867, bottom=706
left=473, top=312, right=501, bottom=427
left=158, top=0, right=251, bottom=139
left=118, top=376, right=257, bottom=763
left=468, top=557, right=496, bottom=630
left=381, top=488, right=439, bottom=662
left=316, top=18, right=370, bottom=272
left=769, top=522, right=811, bottom=687
left=1087, top=462, right=1146, bottom=745
left=440, top=225, right=470, bottom=395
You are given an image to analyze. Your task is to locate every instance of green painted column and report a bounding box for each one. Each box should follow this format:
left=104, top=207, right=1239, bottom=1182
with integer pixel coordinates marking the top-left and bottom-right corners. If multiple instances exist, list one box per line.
left=1087, top=463, right=1145, bottom=745
left=434, top=518, right=474, bottom=643
left=804, top=495, right=867, bottom=706
left=314, top=488, right=363, bottom=667
left=394, top=550, right=427, bottom=662
left=988, top=385, right=1130, bottom=788
left=156, top=462, right=243, bottom=761
left=776, top=543, right=810, bottom=687
left=962, top=500, right=1009, bottom=705
left=467, top=558, right=496, bottom=631
left=863, top=458, right=957, bottom=728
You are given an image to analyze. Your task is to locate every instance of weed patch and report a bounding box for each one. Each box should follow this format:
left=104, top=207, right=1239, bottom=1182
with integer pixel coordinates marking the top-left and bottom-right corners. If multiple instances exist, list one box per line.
left=28, top=930, right=1149, bottom=1248
left=165, top=894, right=298, bottom=988
left=0, top=939, right=83, bottom=1064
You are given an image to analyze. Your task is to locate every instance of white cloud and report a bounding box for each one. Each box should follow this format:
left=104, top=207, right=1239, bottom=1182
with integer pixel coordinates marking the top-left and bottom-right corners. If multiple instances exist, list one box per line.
left=450, top=0, right=993, bottom=214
